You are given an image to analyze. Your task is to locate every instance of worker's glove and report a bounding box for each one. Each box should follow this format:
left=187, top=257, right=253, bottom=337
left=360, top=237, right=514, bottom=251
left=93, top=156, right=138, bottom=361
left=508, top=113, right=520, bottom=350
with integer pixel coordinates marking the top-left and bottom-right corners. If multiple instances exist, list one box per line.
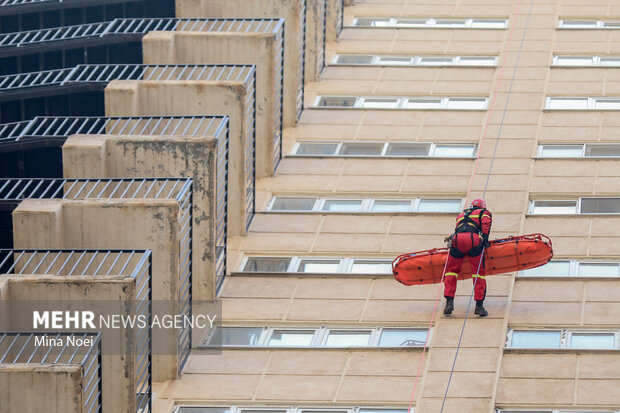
left=444, top=235, right=453, bottom=248
left=482, top=235, right=490, bottom=248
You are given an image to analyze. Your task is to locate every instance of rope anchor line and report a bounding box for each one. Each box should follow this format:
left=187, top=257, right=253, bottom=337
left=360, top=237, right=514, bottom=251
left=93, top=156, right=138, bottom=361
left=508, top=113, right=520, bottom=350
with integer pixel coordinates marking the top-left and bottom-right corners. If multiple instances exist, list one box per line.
left=405, top=0, right=536, bottom=411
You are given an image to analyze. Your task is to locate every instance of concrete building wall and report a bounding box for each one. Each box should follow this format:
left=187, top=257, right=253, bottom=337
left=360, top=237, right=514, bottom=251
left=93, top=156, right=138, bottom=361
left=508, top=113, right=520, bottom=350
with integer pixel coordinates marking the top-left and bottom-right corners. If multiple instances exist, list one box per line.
left=12, top=199, right=181, bottom=381
left=62, top=134, right=219, bottom=300
left=104, top=80, right=251, bottom=237
left=0, top=364, right=85, bottom=413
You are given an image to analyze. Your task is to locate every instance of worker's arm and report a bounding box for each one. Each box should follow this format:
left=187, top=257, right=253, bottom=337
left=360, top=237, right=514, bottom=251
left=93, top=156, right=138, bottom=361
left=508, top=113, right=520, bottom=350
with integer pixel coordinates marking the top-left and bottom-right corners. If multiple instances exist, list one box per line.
left=481, top=210, right=492, bottom=247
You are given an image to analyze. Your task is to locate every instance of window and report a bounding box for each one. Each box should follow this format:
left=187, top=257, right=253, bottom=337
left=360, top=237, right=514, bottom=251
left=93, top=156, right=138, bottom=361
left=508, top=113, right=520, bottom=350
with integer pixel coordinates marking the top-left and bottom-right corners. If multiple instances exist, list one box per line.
left=509, top=330, right=562, bottom=349
left=371, top=200, right=412, bottom=212
left=379, top=329, right=428, bottom=347
left=317, top=96, right=356, bottom=107
left=339, top=142, right=384, bottom=155
left=553, top=56, right=596, bottom=66
left=332, top=54, right=497, bottom=67
left=538, top=143, right=620, bottom=157
left=557, top=19, right=598, bottom=29
left=176, top=406, right=410, bottom=413
left=202, top=326, right=429, bottom=348
left=520, top=259, right=620, bottom=278
left=322, top=199, right=364, bottom=212
left=270, top=197, right=317, bottom=211
left=268, top=330, right=315, bottom=346
left=267, top=196, right=463, bottom=213
left=569, top=333, right=615, bottom=349
left=313, top=96, right=488, bottom=110
left=295, top=142, right=339, bottom=155
left=349, top=259, right=392, bottom=274
left=324, top=330, right=372, bottom=347
left=298, top=259, right=341, bottom=273
left=529, top=200, right=578, bottom=214
left=581, top=198, right=620, bottom=213
left=508, top=329, right=620, bottom=349
left=546, top=97, right=620, bottom=110
left=292, top=141, right=476, bottom=158
left=352, top=17, right=507, bottom=29
left=206, top=327, right=264, bottom=346
left=241, top=257, right=393, bottom=274
left=243, top=257, right=291, bottom=272
left=417, top=199, right=461, bottom=212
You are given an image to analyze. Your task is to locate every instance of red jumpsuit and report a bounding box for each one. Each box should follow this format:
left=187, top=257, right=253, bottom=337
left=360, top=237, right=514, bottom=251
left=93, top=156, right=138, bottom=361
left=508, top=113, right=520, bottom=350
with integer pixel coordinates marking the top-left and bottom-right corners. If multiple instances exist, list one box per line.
left=444, top=206, right=492, bottom=301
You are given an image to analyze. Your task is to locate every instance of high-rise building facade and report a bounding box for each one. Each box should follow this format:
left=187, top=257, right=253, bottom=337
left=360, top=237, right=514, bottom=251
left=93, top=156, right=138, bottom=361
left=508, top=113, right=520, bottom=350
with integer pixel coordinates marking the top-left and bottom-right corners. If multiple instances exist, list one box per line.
left=2, top=1, right=620, bottom=413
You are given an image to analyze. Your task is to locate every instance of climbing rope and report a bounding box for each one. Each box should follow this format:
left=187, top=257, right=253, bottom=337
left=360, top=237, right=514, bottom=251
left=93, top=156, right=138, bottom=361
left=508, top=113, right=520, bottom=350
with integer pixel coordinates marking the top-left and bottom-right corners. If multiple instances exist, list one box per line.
left=406, top=0, right=535, bottom=411
left=440, top=0, right=535, bottom=411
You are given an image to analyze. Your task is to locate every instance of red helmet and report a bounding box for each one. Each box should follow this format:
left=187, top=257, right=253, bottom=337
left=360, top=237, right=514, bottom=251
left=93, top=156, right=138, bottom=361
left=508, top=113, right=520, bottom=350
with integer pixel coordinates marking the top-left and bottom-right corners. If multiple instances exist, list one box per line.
left=470, top=198, right=486, bottom=209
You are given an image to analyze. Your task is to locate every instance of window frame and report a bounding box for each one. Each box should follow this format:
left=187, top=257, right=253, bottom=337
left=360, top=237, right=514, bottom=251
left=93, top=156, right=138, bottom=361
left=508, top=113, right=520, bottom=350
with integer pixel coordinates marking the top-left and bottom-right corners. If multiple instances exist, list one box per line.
left=558, top=19, right=620, bottom=29
left=506, top=329, right=620, bottom=350
left=351, top=17, right=508, bottom=29
left=174, top=406, right=412, bottom=413
left=527, top=198, right=620, bottom=215
left=332, top=54, right=498, bottom=67
left=266, top=196, right=464, bottom=213
left=313, top=96, right=488, bottom=110
left=546, top=97, right=620, bottom=110
left=291, top=141, right=477, bottom=158
left=519, top=259, right=620, bottom=278
left=201, top=326, right=430, bottom=349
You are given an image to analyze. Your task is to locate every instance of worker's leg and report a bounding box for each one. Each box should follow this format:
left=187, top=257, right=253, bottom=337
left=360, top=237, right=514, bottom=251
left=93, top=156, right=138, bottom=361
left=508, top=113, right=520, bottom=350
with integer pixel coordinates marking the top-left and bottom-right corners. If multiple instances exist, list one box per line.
left=444, top=251, right=463, bottom=298
left=467, top=246, right=488, bottom=316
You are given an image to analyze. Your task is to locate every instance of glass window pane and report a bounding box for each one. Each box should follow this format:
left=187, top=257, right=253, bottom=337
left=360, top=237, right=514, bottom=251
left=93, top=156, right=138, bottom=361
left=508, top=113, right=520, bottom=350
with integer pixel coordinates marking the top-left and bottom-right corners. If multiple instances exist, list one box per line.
left=371, top=200, right=412, bottom=212
left=362, top=98, right=399, bottom=109
left=419, top=57, right=454, bottom=65
left=268, top=330, right=315, bottom=346
left=298, top=259, right=341, bottom=273
left=243, top=257, right=291, bottom=272
left=386, top=142, right=431, bottom=156
left=433, top=144, right=476, bottom=157
left=600, top=57, right=620, bottom=66
left=570, top=333, right=615, bottom=349
left=379, top=329, right=428, bottom=347
left=406, top=98, right=442, bottom=109
left=459, top=57, right=497, bottom=66
left=295, top=142, right=339, bottom=155
left=578, top=262, right=620, bottom=277
left=434, top=19, right=466, bottom=27
left=547, top=98, right=589, bottom=109
left=520, top=260, right=571, bottom=277
left=395, top=18, right=426, bottom=27
left=178, top=408, right=232, bottom=413
left=359, top=410, right=408, bottom=413
left=336, top=54, right=374, bottom=64
left=417, top=199, right=462, bottom=212
left=595, top=99, right=620, bottom=109
left=355, top=18, right=390, bottom=27
left=339, top=142, right=384, bottom=156
left=317, top=96, right=356, bottom=107
left=602, top=21, right=620, bottom=28
left=581, top=198, right=620, bottom=213
left=471, top=19, right=507, bottom=28
left=325, top=330, right=371, bottom=347
left=561, top=20, right=597, bottom=28
left=207, top=327, right=263, bottom=346
left=270, top=197, right=316, bottom=211
left=322, top=199, right=363, bottom=212
left=350, top=259, right=392, bottom=274
left=539, top=145, right=583, bottom=158
left=554, top=56, right=594, bottom=66
left=585, top=144, right=620, bottom=157
left=447, top=98, right=487, bottom=109
left=379, top=57, right=412, bottom=65
left=531, top=201, right=578, bottom=214
left=510, top=330, right=562, bottom=348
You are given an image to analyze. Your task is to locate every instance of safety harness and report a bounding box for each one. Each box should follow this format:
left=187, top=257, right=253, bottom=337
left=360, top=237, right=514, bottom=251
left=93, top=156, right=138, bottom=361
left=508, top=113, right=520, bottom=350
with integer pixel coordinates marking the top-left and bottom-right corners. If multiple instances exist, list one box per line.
left=455, top=207, right=487, bottom=235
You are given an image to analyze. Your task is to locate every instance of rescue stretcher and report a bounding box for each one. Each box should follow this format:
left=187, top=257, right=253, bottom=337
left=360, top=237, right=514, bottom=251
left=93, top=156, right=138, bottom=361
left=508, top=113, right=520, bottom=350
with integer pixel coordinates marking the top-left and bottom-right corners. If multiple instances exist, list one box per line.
left=392, top=233, right=553, bottom=286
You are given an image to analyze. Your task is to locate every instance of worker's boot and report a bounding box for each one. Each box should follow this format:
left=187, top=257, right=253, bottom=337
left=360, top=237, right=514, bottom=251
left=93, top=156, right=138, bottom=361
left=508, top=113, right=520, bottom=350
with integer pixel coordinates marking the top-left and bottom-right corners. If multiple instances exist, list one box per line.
left=474, top=300, right=488, bottom=317
left=443, top=297, right=454, bottom=315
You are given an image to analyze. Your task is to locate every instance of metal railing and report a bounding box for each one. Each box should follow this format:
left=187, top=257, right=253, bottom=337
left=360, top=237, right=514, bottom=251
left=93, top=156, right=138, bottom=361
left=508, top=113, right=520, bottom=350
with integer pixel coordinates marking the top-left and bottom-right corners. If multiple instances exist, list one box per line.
left=244, top=67, right=256, bottom=230
left=0, top=115, right=227, bottom=150
left=0, top=177, right=192, bottom=373
left=0, top=248, right=152, bottom=412
left=0, top=332, right=103, bottom=413
left=273, top=18, right=284, bottom=171
left=0, top=18, right=285, bottom=57
left=297, top=0, right=307, bottom=120
left=0, top=64, right=256, bottom=101
left=0, top=0, right=142, bottom=16
left=0, top=115, right=230, bottom=295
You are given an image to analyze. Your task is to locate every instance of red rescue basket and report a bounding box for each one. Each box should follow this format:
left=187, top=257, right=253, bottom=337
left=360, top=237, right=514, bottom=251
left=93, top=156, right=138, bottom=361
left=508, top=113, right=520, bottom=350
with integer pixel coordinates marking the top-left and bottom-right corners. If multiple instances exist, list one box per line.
left=392, top=233, right=553, bottom=286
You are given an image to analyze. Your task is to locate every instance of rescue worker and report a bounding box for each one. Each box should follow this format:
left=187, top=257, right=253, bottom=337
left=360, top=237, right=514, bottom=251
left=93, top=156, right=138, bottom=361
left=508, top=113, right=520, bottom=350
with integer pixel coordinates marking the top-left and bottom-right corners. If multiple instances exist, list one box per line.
left=443, top=198, right=492, bottom=317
